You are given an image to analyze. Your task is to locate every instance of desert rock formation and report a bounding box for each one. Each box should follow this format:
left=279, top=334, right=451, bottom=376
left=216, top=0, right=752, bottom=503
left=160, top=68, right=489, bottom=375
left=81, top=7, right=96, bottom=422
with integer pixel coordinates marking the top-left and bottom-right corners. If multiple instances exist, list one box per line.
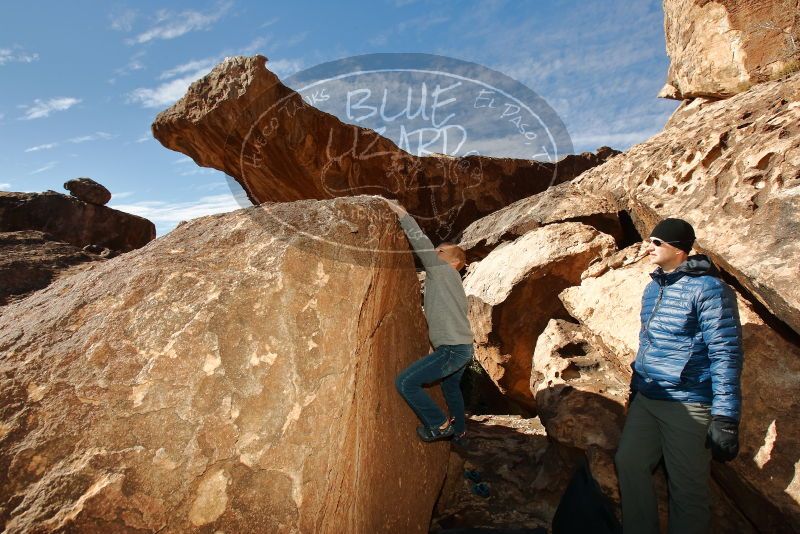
left=576, top=72, right=800, bottom=337
left=152, top=55, right=616, bottom=241
left=463, top=222, right=616, bottom=411
left=0, top=197, right=448, bottom=533
left=458, top=181, right=625, bottom=262
left=0, top=191, right=154, bottom=253
left=660, top=0, right=800, bottom=99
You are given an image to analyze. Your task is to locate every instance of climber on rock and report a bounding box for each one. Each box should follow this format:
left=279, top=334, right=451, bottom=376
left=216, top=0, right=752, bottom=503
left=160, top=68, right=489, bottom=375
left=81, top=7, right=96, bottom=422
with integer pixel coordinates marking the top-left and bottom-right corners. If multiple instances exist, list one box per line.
left=615, top=218, right=743, bottom=534
left=384, top=198, right=475, bottom=444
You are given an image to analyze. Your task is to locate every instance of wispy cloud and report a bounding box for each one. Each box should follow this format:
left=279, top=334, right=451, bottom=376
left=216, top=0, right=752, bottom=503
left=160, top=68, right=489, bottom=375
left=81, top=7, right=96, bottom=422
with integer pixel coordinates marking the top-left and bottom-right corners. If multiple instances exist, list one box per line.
left=0, top=46, right=39, bottom=66
left=267, top=58, right=304, bottom=78
left=128, top=54, right=222, bottom=108
left=129, top=46, right=302, bottom=108
left=135, top=132, right=151, bottom=143
left=18, top=97, right=81, bottom=120
left=108, top=51, right=146, bottom=84
left=127, top=70, right=212, bottom=108
left=0, top=182, right=11, bottom=191
left=180, top=168, right=219, bottom=177
left=158, top=57, right=219, bottom=80
left=260, top=17, right=279, bottom=28
left=369, top=14, right=449, bottom=46
left=30, top=161, right=57, bottom=175
left=283, top=31, right=308, bottom=48
left=109, top=8, right=138, bottom=32
left=240, top=36, right=270, bottom=55
left=24, top=142, right=59, bottom=153
left=127, top=1, right=233, bottom=45
left=112, top=191, right=135, bottom=199
left=109, top=193, right=245, bottom=234
left=195, top=181, right=229, bottom=191
left=24, top=132, right=114, bottom=152
left=69, top=132, right=115, bottom=144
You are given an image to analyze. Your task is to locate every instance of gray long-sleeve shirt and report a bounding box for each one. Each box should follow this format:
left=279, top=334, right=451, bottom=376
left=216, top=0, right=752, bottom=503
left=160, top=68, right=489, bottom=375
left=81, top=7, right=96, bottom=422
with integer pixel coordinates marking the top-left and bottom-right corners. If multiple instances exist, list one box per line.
left=399, top=214, right=474, bottom=348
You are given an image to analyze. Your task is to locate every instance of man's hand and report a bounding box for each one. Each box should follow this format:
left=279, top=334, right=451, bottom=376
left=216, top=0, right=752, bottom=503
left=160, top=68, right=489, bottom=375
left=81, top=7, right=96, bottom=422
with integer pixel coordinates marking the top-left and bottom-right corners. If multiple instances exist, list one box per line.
left=383, top=198, right=407, bottom=217
left=705, top=416, right=739, bottom=462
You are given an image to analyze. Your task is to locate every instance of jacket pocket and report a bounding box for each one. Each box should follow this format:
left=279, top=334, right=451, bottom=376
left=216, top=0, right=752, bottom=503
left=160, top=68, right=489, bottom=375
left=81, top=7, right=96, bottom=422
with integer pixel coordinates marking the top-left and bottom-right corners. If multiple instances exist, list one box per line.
left=659, top=350, right=693, bottom=385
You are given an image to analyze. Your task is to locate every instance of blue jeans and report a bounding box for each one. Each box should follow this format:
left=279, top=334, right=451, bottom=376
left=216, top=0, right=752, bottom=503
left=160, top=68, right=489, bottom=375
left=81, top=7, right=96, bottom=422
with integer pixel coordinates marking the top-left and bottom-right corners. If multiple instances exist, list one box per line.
left=395, top=344, right=474, bottom=434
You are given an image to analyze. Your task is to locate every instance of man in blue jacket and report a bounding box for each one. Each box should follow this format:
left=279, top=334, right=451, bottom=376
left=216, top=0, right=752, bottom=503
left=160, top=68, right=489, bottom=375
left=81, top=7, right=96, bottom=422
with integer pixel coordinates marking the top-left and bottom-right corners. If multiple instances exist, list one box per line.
left=615, top=218, right=743, bottom=534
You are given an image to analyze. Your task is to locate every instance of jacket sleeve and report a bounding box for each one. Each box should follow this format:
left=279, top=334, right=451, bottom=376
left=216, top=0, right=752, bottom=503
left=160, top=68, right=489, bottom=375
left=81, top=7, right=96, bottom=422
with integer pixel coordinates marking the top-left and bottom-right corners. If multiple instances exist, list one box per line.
left=398, top=214, right=446, bottom=271
left=697, top=279, right=743, bottom=420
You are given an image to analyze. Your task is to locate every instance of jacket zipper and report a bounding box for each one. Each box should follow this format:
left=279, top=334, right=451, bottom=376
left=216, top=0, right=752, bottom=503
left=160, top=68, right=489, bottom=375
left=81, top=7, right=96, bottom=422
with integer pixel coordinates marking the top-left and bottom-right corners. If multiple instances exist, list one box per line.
left=641, top=284, right=664, bottom=381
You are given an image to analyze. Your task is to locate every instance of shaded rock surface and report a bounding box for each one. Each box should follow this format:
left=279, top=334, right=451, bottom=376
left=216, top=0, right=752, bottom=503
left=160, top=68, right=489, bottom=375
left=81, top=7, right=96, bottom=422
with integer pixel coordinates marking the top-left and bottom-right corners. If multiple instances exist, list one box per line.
left=152, top=55, right=616, bottom=241
left=431, top=415, right=566, bottom=532
left=463, top=222, right=616, bottom=411
left=0, top=191, right=155, bottom=253
left=0, top=196, right=448, bottom=533
left=560, top=244, right=800, bottom=531
left=0, top=230, right=104, bottom=306
left=661, top=0, right=800, bottom=100
left=575, top=72, right=800, bottom=337
left=530, top=319, right=628, bottom=451
left=64, top=177, right=112, bottom=206
left=457, top=181, right=625, bottom=263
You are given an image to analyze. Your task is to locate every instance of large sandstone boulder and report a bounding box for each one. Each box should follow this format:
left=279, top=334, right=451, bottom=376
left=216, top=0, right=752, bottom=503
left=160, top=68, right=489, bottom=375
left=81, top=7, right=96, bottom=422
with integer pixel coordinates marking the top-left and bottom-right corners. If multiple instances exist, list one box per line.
left=463, top=222, right=616, bottom=411
left=0, top=197, right=448, bottom=533
left=152, top=55, right=615, bottom=241
left=458, top=181, right=624, bottom=262
left=0, top=230, right=104, bottom=306
left=575, top=72, right=800, bottom=337
left=0, top=191, right=155, bottom=253
left=560, top=245, right=800, bottom=531
left=660, top=0, right=800, bottom=100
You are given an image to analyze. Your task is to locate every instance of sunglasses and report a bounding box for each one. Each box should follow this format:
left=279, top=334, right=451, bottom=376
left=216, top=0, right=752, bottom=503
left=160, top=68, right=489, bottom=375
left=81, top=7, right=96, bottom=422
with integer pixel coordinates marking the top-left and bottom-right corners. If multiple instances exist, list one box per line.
left=649, top=237, right=685, bottom=247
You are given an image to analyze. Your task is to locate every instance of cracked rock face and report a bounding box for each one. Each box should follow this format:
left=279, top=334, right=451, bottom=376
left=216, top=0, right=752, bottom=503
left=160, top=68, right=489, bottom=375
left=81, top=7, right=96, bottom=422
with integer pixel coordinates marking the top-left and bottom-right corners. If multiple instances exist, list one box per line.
left=463, top=222, right=616, bottom=411
left=560, top=244, right=800, bottom=531
left=152, top=55, right=615, bottom=242
left=576, top=72, right=800, bottom=338
left=0, top=196, right=447, bottom=533
left=661, top=0, right=800, bottom=99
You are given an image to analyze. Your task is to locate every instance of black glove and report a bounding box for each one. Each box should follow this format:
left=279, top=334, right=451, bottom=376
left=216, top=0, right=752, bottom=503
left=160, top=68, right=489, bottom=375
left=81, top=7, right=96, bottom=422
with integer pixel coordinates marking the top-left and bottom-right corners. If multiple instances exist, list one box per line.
left=705, top=415, right=739, bottom=462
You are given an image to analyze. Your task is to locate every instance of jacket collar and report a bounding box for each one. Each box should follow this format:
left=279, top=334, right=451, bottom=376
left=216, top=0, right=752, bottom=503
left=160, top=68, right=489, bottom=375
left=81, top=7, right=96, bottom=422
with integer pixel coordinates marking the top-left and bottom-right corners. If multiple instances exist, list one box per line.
left=649, top=267, right=686, bottom=286
left=649, top=254, right=719, bottom=286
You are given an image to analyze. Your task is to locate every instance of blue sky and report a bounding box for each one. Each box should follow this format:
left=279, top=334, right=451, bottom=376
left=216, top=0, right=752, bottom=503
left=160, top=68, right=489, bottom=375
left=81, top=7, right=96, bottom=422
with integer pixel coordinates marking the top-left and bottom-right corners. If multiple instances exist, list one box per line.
left=0, top=0, right=678, bottom=236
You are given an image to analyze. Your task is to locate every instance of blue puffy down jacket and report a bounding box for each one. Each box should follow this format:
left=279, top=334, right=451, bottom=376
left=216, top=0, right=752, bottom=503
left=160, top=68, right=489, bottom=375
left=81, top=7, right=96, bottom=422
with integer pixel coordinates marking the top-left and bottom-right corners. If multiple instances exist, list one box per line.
left=632, top=255, right=743, bottom=420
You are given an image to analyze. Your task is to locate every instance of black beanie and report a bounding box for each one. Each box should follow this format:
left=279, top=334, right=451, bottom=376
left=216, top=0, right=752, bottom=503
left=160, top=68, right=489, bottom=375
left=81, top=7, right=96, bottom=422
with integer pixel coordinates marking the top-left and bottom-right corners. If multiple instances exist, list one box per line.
left=650, top=218, right=695, bottom=253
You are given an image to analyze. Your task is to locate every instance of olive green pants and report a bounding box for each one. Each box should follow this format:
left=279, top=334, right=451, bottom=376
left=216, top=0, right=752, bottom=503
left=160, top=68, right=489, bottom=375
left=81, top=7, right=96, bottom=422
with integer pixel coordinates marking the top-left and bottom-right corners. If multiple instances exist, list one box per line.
left=615, top=394, right=712, bottom=534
